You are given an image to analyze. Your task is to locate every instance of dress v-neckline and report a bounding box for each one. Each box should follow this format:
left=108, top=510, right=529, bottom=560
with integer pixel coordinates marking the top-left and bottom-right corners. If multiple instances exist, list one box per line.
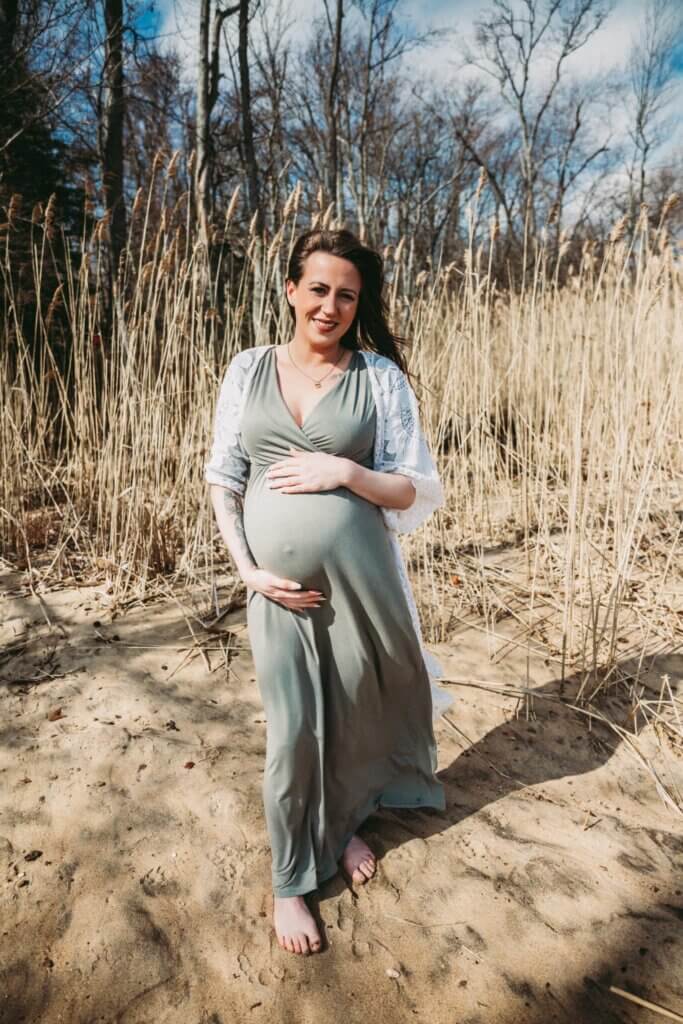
left=270, top=345, right=356, bottom=432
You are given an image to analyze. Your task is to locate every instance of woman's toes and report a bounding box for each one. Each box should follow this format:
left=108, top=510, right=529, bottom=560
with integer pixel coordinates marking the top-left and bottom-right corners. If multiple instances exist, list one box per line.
left=351, top=858, right=374, bottom=882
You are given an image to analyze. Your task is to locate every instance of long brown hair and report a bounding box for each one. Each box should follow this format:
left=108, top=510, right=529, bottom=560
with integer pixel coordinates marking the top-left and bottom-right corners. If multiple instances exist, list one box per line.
left=285, top=229, right=409, bottom=374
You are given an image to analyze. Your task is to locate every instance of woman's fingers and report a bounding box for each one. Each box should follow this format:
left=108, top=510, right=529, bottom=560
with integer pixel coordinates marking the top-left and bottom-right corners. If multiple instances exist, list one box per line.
left=270, top=575, right=323, bottom=597
left=270, top=589, right=324, bottom=609
left=255, top=573, right=325, bottom=609
left=268, top=475, right=299, bottom=488
left=272, top=590, right=323, bottom=607
left=270, top=575, right=306, bottom=591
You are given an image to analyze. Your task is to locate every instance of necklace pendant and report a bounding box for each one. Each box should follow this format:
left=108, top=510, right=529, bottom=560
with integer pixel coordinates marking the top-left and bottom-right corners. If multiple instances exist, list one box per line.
left=314, top=381, right=322, bottom=389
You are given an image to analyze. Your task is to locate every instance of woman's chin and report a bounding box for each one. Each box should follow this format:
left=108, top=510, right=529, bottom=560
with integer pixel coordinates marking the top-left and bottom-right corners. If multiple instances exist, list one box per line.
left=307, top=329, right=341, bottom=345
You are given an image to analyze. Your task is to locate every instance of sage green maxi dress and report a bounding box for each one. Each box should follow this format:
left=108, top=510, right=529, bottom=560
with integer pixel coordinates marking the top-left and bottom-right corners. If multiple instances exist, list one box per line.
left=220, top=346, right=445, bottom=898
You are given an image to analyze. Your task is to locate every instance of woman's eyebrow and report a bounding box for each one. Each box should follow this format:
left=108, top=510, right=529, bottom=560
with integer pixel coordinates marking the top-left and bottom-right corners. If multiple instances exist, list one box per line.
left=310, top=280, right=358, bottom=295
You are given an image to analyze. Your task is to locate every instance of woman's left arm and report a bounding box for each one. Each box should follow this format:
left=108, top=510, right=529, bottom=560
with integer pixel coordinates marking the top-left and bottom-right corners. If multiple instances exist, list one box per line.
left=339, top=462, right=416, bottom=510
left=266, top=448, right=415, bottom=509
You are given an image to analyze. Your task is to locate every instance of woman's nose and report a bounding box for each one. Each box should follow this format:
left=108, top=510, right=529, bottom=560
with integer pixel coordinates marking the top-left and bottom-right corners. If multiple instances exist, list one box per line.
left=321, top=294, right=337, bottom=316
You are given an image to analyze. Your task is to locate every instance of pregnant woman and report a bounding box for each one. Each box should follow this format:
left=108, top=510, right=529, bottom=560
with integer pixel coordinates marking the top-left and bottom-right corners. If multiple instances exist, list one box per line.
left=205, top=228, right=453, bottom=956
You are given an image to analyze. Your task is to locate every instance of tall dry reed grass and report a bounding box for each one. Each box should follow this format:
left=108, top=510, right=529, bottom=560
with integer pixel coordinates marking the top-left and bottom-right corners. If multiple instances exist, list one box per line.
left=1, top=163, right=681, bottom=723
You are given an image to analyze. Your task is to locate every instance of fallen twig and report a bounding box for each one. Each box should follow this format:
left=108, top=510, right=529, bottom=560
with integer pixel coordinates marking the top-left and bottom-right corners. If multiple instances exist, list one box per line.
left=609, top=985, right=683, bottom=1022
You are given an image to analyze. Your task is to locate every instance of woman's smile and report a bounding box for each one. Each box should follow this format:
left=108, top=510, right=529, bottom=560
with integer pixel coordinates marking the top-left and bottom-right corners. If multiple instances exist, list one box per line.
left=312, top=317, right=338, bottom=333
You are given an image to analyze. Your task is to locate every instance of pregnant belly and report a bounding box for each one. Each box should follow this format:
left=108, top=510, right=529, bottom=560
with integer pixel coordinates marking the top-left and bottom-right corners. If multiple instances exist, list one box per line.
left=243, top=480, right=384, bottom=586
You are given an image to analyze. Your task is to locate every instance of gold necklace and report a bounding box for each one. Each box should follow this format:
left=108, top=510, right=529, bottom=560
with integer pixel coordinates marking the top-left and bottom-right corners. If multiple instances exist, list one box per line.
left=287, top=341, right=346, bottom=389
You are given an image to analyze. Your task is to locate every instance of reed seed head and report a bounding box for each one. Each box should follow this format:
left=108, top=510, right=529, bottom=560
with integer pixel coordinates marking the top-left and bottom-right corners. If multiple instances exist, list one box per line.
left=282, top=183, right=301, bottom=220
left=8, top=194, right=22, bottom=227
left=609, top=214, right=628, bottom=243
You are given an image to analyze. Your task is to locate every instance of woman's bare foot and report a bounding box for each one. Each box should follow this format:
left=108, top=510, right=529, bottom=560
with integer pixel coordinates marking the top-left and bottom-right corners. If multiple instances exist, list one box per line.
left=273, top=895, right=322, bottom=955
left=341, top=834, right=377, bottom=885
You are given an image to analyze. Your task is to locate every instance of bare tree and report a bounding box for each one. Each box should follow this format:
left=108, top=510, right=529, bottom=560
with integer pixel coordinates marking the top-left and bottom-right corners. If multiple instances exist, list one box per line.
left=1, top=0, right=91, bottom=164
left=324, top=0, right=344, bottom=222
left=626, top=0, right=683, bottom=222
left=251, top=1, right=292, bottom=227
left=101, top=0, right=126, bottom=267
left=238, top=0, right=262, bottom=232
left=340, top=0, right=438, bottom=241
left=125, top=49, right=189, bottom=195
left=466, top=0, right=614, bottom=243
left=196, top=0, right=239, bottom=241
left=0, top=0, right=17, bottom=68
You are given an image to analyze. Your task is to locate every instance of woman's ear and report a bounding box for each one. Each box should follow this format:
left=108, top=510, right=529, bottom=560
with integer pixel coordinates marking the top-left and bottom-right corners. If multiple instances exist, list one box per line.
left=285, top=279, right=294, bottom=307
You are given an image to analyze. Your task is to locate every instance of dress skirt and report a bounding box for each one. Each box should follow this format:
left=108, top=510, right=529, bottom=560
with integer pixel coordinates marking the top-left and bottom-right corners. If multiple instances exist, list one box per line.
left=241, top=346, right=445, bottom=897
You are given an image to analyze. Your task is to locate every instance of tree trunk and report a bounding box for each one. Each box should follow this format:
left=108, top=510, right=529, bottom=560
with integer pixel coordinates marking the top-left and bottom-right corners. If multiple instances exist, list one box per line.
left=326, top=0, right=343, bottom=222
left=239, top=0, right=261, bottom=233
left=102, top=0, right=126, bottom=270
left=238, top=0, right=265, bottom=341
left=0, top=0, right=18, bottom=64
left=196, top=1, right=239, bottom=245
left=196, top=0, right=211, bottom=244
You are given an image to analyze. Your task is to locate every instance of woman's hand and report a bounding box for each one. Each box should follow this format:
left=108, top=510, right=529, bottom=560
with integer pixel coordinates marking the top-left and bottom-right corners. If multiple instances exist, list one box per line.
left=242, top=566, right=325, bottom=611
left=266, top=447, right=350, bottom=494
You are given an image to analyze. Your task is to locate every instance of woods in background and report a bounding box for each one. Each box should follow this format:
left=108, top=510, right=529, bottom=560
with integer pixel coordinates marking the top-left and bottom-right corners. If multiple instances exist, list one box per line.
left=1, top=0, right=681, bottom=283
left=0, top=0, right=680, bottom=431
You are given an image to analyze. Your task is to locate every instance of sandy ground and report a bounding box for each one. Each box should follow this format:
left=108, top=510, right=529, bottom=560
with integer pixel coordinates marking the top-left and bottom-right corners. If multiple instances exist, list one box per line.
left=1, top=567, right=682, bottom=1024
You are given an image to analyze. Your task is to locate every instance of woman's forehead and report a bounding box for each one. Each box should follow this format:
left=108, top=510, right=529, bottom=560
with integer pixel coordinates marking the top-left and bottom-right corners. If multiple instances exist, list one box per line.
left=302, top=251, right=361, bottom=288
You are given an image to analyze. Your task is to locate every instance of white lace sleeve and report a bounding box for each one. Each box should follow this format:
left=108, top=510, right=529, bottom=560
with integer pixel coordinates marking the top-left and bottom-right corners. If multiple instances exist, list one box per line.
left=204, top=354, right=251, bottom=496
left=375, top=360, right=445, bottom=534
left=361, top=350, right=455, bottom=719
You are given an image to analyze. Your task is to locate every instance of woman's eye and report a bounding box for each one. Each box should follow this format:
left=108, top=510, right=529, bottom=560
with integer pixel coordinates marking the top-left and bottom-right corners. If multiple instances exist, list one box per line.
left=310, top=287, right=354, bottom=300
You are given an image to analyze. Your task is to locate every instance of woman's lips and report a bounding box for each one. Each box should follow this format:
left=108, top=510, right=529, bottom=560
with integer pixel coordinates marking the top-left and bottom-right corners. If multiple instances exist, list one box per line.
left=312, top=318, right=338, bottom=332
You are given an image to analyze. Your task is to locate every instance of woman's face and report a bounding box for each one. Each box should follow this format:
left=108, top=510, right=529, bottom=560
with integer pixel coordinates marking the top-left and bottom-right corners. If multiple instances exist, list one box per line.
left=286, top=251, right=361, bottom=347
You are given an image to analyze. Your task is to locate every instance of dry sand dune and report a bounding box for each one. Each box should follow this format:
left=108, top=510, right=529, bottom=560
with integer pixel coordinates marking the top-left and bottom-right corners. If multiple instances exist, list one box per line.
left=1, top=568, right=682, bottom=1024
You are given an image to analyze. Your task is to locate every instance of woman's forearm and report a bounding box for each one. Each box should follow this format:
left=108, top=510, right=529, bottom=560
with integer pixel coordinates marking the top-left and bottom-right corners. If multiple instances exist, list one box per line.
left=340, top=460, right=416, bottom=511
left=209, top=483, right=257, bottom=579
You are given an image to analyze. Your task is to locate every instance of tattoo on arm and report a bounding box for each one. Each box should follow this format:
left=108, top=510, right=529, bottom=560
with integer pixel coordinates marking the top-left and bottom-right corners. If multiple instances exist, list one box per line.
left=222, top=488, right=256, bottom=570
